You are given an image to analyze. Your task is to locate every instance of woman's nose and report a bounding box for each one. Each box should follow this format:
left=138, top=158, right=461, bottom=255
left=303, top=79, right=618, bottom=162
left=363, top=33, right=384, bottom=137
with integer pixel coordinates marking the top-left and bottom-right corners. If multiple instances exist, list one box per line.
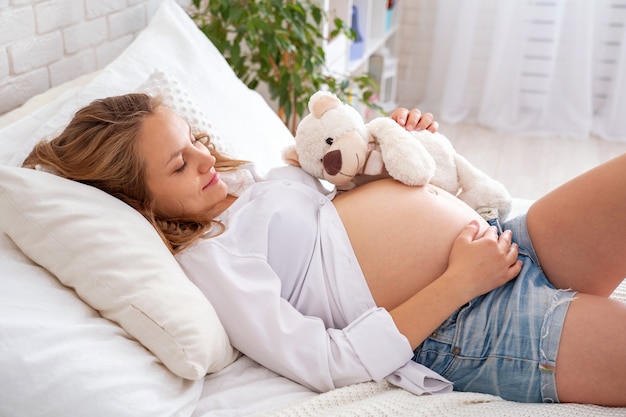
left=198, top=151, right=216, bottom=173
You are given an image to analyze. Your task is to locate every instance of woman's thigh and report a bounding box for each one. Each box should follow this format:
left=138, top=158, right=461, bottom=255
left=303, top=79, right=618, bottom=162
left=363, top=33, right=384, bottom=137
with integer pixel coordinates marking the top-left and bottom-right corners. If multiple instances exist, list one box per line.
left=556, top=293, right=626, bottom=406
left=526, top=153, right=626, bottom=296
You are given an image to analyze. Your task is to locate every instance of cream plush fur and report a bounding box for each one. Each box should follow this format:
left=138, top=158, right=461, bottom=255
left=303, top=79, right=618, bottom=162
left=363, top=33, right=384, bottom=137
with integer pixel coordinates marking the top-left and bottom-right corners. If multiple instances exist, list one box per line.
left=283, top=91, right=512, bottom=222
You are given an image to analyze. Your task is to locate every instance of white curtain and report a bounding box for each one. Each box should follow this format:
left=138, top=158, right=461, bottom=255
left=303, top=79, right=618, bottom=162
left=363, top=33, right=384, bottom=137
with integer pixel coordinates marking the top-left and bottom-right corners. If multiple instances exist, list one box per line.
left=410, top=0, right=626, bottom=142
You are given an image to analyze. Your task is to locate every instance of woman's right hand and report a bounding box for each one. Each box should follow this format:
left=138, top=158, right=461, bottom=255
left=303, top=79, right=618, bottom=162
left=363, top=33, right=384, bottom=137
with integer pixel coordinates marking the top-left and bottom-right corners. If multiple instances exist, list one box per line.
left=389, top=220, right=521, bottom=349
left=390, top=107, right=439, bottom=133
left=446, top=220, right=522, bottom=300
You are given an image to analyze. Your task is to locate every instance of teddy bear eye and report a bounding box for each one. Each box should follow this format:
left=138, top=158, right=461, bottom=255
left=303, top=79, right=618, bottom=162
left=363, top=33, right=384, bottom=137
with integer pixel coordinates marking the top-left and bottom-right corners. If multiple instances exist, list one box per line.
left=325, top=137, right=334, bottom=145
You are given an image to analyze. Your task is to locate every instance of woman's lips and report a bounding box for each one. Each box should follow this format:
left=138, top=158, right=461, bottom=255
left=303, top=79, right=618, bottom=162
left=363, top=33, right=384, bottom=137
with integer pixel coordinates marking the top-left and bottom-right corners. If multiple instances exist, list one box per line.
left=203, top=172, right=220, bottom=190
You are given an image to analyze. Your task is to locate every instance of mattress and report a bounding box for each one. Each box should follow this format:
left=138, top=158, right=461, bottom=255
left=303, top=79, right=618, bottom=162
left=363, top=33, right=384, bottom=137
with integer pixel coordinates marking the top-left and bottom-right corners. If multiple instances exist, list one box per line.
left=1, top=1, right=624, bottom=416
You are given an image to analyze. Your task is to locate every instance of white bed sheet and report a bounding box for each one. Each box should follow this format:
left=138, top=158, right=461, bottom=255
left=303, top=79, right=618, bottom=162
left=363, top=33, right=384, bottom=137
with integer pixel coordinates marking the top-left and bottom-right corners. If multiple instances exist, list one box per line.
left=1, top=1, right=625, bottom=416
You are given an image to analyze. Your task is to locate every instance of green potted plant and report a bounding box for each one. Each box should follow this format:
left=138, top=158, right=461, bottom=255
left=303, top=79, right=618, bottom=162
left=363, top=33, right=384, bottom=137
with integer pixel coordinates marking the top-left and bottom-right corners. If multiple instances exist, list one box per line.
left=190, top=0, right=379, bottom=134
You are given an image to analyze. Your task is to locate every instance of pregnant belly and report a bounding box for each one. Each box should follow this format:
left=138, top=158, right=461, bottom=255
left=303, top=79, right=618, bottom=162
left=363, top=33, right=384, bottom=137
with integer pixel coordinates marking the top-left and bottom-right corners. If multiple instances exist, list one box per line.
left=333, top=179, right=489, bottom=310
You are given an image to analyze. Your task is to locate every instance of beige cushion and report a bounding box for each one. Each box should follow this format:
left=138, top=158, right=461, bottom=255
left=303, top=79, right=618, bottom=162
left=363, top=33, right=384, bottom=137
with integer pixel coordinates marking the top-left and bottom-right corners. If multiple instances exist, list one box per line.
left=0, top=165, right=238, bottom=380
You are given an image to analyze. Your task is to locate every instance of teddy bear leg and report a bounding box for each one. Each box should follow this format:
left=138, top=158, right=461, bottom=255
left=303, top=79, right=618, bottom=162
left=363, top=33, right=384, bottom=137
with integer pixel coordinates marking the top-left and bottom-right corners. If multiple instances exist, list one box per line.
left=454, top=154, right=513, bottom=222
left=476, top=207, right=503, bottom=232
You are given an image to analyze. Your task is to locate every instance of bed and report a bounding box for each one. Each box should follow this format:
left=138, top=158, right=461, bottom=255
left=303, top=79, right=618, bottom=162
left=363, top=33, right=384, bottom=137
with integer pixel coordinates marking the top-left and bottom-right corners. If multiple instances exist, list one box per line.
left=1, top=1, right=625, bottom=416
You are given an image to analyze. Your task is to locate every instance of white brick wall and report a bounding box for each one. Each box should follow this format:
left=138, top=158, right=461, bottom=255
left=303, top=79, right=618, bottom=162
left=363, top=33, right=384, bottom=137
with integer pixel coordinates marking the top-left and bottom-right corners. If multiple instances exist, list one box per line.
left=2, top=0, right=433, bottom=115
left=0, top=50, right=8, bottom=78
left=0, top=6, right=36, bottom=45
left=109, top=5, right=147, bottom=38
left=36, top=1, right=84, bottom=34
left=64, top=17, right=107, bottom=54
left=0, top=0, right=191, bottom=115
left=12, top=31, right=64, bottom=74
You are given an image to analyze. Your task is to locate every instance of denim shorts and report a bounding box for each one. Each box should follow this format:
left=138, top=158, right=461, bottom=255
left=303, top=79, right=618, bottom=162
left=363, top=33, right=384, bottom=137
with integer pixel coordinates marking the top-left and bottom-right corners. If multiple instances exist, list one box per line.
left=412, top=214, right=576, bottom=403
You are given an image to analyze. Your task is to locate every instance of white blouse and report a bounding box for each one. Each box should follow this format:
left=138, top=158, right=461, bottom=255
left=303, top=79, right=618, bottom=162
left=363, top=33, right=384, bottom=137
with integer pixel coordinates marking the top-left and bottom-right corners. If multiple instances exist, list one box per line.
left=176, top=166, right=452, bottom=395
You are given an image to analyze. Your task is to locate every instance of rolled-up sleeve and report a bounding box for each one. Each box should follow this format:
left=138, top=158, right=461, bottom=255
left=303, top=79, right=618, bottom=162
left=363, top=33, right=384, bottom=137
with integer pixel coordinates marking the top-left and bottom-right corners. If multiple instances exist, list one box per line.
left=342, top=308, right=416, bottom=381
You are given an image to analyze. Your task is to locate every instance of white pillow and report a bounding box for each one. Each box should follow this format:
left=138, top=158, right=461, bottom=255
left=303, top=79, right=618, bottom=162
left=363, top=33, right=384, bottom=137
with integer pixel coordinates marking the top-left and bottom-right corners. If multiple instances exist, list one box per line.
left=0, top=233, right=202, bottom=417
left=0, top=165, right=239, bottom=380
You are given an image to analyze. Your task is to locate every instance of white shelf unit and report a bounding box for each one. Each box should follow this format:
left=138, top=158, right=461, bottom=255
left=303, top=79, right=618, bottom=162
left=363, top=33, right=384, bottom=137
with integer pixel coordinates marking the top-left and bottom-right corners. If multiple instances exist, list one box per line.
left=323, top=0, right=400, bottom=117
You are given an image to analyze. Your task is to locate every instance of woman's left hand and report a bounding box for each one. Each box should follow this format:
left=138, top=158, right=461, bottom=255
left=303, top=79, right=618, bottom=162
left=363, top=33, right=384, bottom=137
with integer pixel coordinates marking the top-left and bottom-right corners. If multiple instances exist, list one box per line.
left=390, top=108, right=439, bottom=133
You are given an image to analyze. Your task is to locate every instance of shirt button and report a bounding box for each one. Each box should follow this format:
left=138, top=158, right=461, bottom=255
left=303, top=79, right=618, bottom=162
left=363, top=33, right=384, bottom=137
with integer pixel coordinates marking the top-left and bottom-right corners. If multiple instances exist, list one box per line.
left=282, top=180, right=290, bottom=186
left=318, top=198, right=326, bottom=205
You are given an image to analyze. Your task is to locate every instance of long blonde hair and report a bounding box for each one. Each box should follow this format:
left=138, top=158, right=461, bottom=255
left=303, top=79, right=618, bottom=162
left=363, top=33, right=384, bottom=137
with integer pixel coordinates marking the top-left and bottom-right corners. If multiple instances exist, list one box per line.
left=22, top=93, right=247, bottom=253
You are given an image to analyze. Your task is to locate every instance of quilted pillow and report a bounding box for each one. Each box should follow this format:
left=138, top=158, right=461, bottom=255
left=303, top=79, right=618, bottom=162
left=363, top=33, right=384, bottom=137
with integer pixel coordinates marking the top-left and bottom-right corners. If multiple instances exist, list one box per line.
left=136, top=69, right=236, bottom=158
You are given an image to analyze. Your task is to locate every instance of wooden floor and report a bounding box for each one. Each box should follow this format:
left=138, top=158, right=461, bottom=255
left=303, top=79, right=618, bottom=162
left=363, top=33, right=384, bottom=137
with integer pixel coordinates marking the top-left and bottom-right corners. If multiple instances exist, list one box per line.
left=440, top=122, right=626, bottom=201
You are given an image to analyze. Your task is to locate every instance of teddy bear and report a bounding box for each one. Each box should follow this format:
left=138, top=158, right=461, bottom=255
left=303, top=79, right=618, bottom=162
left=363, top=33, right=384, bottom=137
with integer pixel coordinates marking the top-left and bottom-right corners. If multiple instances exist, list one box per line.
left=282, top=90, right=512, bottom=223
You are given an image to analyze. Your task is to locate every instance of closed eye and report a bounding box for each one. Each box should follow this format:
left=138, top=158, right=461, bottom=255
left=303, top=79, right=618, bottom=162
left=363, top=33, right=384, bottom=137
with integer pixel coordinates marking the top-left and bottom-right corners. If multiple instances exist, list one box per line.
left=174, top=131, right=208, bottom=173
left=174, top=161, right=187, bottom=173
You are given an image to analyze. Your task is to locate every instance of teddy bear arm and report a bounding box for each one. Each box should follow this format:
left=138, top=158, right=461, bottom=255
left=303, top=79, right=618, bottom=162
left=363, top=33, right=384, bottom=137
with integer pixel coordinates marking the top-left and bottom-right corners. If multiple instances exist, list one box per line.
left=367, top=118, right=436, bottom=186
left=363, top=149, right=385, bottom=175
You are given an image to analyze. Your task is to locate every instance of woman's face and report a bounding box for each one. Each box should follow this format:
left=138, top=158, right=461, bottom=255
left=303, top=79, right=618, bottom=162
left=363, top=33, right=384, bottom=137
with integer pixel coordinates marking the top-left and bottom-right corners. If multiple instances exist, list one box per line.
left=138, top=107, right=229, bottom=218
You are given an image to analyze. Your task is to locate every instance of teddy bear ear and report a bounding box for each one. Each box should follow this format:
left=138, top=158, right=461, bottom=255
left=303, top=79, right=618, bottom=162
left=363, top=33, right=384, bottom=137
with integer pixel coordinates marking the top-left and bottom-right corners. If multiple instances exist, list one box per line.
left=309, top=91, right=341, bottom=119
left=282, top=145, right=301, bottom=167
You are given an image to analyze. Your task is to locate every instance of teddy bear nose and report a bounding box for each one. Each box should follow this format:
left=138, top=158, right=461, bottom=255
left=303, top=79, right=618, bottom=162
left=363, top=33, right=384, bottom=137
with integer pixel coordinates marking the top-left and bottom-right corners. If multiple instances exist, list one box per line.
left=323, top=150, right=342, bottom=176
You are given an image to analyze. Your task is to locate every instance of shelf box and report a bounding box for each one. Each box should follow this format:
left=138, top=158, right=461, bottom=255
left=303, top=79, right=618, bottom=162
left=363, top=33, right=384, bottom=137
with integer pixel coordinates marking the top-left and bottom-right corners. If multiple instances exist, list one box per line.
left=350, top=41, right=365, bottom=61
left=386, top=4, right=397, bottom=32
left=349, top=4, right=366, bottom=62
left=368, top=53, right=397, bottom=105
left=325, top=0, right=400, bottom=116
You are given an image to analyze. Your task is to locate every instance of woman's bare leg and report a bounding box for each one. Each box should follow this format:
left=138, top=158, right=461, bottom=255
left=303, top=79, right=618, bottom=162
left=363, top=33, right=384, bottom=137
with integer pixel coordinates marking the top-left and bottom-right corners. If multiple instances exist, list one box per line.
left=526, top=153, right=626, bottom=296
left=556, top=293, right=626, bottom=405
